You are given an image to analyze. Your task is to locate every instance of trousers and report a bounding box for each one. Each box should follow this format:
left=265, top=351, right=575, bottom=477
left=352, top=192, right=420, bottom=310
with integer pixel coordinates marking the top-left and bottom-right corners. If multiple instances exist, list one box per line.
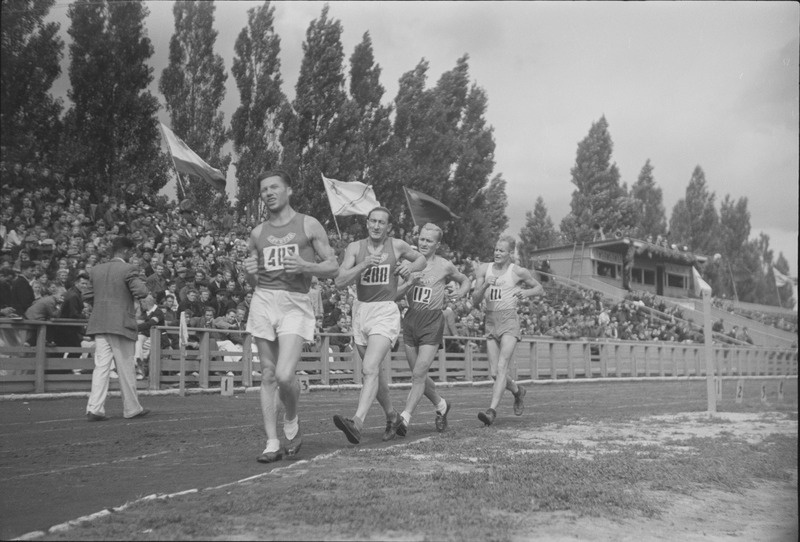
left=86, top=334, right=144, bottom=418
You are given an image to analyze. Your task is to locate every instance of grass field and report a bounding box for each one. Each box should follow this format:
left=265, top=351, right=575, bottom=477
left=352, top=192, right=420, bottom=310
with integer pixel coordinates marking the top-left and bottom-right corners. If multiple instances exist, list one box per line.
left=3, top=379, right=797, bottom=541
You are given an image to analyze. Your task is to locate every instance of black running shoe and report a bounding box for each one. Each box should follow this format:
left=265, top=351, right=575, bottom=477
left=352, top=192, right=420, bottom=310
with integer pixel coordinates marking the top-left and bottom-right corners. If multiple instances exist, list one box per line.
left=477, top=408, right=496, bottom=426
left=435, top=400, right=452, bottom=432
left=285, top=430, right=302, bottom=457
left=257, top=447, right=284, bottom=464
left=333, top=415, right=361, bottom=444
left=394, top=416, right=408, bottom=438
left=382, top=413, right=400, bottom=441
left=513, top=385, right=527, bottom=416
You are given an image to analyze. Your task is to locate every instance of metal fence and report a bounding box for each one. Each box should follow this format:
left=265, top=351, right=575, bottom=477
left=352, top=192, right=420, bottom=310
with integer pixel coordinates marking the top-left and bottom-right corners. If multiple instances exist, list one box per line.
left=1, top=319, right=797, bottom=395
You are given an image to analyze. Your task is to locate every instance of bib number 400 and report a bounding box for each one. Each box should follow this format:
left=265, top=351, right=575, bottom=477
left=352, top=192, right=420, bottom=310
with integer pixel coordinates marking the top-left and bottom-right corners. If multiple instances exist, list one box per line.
left=361, top=264, right=390, bottom=285
left=263, top=244, right=298, bottom=272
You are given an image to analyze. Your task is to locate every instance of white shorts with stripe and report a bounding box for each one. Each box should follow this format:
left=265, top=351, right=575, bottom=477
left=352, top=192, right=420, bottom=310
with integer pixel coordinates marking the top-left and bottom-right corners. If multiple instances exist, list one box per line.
left=246, top=288, right=316, bottom=342
left=352, top=301, right=400, bottom=347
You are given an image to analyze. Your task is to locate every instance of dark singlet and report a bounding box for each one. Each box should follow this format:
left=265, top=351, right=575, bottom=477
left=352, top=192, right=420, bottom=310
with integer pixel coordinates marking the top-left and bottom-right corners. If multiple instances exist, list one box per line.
left=255, top=213, right=315, bottom=294
left=355, top=238, right=398, bottom=303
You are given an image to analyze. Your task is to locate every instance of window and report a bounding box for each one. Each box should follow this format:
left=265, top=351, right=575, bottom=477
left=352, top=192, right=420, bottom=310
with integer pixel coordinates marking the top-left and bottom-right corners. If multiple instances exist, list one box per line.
left=643, top=270, right=656, bottom=285
left=631, top=268, right=643, bottom=283
left=667, top=273, right=686, bottom=289
left=596, top=261, right=617, bottom=278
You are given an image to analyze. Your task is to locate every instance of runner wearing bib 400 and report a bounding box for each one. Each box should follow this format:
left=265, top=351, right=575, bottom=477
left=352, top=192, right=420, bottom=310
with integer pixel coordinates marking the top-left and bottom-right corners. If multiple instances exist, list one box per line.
left=331, top=207, right=426, bottom=445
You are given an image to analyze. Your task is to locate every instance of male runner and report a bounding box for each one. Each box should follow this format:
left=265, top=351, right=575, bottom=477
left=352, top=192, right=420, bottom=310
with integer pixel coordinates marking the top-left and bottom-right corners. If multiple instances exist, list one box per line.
left=472, top=235, right=543, bottom=426
left=332, top=207, right=425, bottom=444
left=388, top=223, right=471, bottom=438
left=243, top=170, right=338, bottom=463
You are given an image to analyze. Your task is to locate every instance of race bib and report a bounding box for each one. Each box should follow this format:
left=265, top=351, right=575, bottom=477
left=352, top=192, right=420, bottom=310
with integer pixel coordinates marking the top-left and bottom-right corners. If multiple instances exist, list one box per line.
left=361, top=264, right=390, bottom=285
left=263, top=244, right=298, bottom=272
left=488, top=286, right=502, bottom=301
left=411, top=285, right=432, bottom=305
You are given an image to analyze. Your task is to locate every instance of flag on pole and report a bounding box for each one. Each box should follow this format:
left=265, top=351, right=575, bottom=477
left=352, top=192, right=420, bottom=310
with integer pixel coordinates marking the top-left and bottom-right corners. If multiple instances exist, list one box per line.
left=402, top=186, right=459, bottom=227
left=772, top=267, right=793, bottom=287
left=322, top=174, right=380, bottom=216
left=160, top=123, right=226, bottom=192
left=692, top=267, right=712, bottom=297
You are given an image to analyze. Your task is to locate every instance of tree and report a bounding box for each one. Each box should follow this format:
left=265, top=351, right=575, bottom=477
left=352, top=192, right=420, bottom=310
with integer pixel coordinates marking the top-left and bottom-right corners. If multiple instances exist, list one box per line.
left=160, top=0, right=230, bottom=212
left=278, top=5, right=353, bottom=224
left=63, top=0, right=167, bottom=200
left=560, top=116, right=639, bottom=242
left=1, top=0, right=64, bottom=164
left=519, top=196, right=559, bottom=267
left=773, top=252, right=795, bottom=308
left=230, top=0, right=286, bottom=219
left=668, top=166, right=718, bottom=254
left=630, top=159, right=667, bottom=239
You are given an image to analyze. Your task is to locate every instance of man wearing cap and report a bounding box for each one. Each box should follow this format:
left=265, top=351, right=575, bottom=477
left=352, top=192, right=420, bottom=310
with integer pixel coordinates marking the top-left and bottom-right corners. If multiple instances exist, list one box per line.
left=243, top=170, right=338, bottom=463
left=84, top=236, right=150, bottom=421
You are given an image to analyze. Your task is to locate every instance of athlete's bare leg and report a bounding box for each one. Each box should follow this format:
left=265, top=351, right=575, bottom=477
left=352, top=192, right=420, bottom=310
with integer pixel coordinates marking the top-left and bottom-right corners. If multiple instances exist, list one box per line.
left=402, top=343, right=441, bottom=416
left=485, top=334, right=520, bottom=411
left=354, top=336, right=395, bottom=426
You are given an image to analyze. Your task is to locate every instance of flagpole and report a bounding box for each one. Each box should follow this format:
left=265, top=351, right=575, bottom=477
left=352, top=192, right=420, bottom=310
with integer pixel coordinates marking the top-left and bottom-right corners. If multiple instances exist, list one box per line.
left=774, top=271, right=783, bottom=308
left=321, top=174, right=344, bottom=239
left=159, top=122, right=187, bottom=200
left=402, top=187, right=418, bottom=227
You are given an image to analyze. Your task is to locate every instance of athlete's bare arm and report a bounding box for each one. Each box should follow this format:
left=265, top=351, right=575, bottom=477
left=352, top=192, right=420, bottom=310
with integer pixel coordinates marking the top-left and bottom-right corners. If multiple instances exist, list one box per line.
left=513, top=266, right=544, bottom=300
left=446, top=262, right=471, bottom=299
left=281, top=216, right=339, bottom=278
left=471, top=262, right=491, bottom=306
left=334, top=241, right=373, bottom=289
left=395, top=272, right=423, bottom=301
left=242, top=224, right=263, bottom=287
left=392, top=238, right=426, bottom=280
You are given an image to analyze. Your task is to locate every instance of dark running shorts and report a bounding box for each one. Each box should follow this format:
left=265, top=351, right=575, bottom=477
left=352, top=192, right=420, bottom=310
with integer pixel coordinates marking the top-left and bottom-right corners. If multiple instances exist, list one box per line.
left=402, top=308, right=445, bottom=347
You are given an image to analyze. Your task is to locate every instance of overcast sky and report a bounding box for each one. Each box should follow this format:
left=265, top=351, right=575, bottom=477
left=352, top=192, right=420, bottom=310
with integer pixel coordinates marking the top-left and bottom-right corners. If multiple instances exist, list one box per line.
left=47, top=1, right=799, bottom=271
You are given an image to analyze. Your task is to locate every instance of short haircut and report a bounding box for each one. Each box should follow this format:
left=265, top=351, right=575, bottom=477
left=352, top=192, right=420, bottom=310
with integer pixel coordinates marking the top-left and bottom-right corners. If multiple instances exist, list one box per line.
left=256, top=169, right=293, bottom=190
left=20, top=261, right=35, bottom=270
left=497, top=235, right=516, bottom=252
left=420, top=223, right=443, bottom=242
left=367, top=206, right=393, bottom=223
left=75, top=272, right=90, bottom=282
left=111, top=236, right=135, bottom=254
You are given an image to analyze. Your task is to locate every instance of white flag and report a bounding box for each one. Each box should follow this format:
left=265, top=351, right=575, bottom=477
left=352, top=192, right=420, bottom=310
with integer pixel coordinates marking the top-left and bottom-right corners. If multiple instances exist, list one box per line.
left=160, top=123, right=226, bottom=191
left=322, top=174, right=380, bottom=217
left=772, top=267, right=792, bottom=287
left=692, top=267, right=712, bottom=297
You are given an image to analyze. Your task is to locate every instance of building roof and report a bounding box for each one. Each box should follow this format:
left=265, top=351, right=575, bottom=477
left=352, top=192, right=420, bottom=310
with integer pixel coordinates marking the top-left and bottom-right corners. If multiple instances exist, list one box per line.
left=529, top=237, right=707, bottom=266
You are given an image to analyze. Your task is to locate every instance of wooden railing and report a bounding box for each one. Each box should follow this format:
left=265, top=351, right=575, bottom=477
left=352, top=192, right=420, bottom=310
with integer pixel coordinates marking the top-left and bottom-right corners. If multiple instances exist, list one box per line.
left=1, top=319, right=797, bottom=394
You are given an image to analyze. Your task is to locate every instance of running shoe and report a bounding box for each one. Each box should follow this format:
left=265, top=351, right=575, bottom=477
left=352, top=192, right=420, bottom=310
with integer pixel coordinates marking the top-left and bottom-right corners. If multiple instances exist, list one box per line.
left=333, top=415, right=361, bottom=444
left=477, top=408, right=496, bottom=426
left=435, top=400, right=452, bottom=432
left=393, top=416, right=408, bottom=438
left=257, top=447, right=284, bottom=464
left=285, top=430, right=303, bottom=457
left=513, top=385, right=527, bottom=416
left=382, top=414, right=399, bottom=441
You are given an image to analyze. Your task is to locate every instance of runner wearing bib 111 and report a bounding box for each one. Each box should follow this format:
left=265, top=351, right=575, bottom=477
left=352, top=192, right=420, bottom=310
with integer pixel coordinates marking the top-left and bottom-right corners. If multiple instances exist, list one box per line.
left=332, top=207, right=426, bottom=444
left=243, top=170, right=338, bottom=464
left=472, top=235, right=543, bottom=426
left=386, top=223, right=471, bottom=439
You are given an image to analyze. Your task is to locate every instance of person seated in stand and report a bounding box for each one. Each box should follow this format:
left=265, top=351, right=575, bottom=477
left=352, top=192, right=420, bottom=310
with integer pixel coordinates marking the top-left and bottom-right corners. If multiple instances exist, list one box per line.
left=135, top=294, right=165, bottom=379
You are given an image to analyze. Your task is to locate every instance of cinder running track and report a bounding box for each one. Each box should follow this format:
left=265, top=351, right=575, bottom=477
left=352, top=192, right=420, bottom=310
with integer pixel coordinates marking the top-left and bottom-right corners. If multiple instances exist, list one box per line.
left=1, top=379, right=793, bottom=539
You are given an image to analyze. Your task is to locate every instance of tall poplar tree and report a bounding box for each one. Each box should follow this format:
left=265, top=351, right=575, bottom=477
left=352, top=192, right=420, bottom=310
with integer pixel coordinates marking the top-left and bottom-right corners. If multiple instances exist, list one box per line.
left=630, top=159, right=666, bottom=239
left=1, top=0, right=63, bottom=164
left=160, top=0, right=230, bottom=212
left=230, top=0, right=285, bottom=217
left=63, top=0, right=167, bottom=199
left=279, top=5, right=353, bottom=222
left=560, top=116, right=638, bottom=242
left=668, top=166, right=718, bottom=254
left=519, top=196, right=559, bottom=266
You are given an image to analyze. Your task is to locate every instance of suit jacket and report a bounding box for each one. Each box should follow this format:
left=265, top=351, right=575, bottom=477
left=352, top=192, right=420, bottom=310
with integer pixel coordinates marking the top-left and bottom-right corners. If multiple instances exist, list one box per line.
left=51, top=286, right=85, bottom=347
left=10, top=275, right=34, bottom=315
left=85, top=259, right=149, bottom=340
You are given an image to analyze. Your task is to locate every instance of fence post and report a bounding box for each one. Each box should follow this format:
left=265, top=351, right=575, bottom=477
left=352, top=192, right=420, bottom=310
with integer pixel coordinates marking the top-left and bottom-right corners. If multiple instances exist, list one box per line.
left=438, top=347, right=447, bottom=383
left=35, top=324, right=46, bottom=393
left=199, top=331, right=210, bottom=388
left=320, top=335, right=330, bottom=385
left=549, top=342, right=556, bottom=380
left=465, top=342, right=474, bottom=381
left=149, top=327, right=161, bottom=390
left=567, top=342, right=575, bottom=379
left=599, top=342, right=608, bottom=377
left=529, top=340, right=538, bottom=381
left=242, top=334, right=253, bottom=387
left=583, top=342, right=591, bottom=378
left=353, top=346, right=363, bottom=385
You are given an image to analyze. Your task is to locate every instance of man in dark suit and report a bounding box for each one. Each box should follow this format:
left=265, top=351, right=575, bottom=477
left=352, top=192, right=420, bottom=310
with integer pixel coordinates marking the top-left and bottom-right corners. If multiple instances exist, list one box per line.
left=50, top=272, right=91, bottom=354
left=9, top=261, right=36, bottom=316
left=84, top=236, right=151, bottom=421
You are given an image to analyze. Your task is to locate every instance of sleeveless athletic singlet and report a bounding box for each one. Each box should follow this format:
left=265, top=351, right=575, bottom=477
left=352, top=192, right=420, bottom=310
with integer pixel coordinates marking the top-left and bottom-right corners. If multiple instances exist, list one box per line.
left=355, top=238, right=398, bottom=303
left=485, top=263, right=521, bottom=312
left=406, top=256, right=447, bottom=311
left=255, top=213, right=315, bottom=293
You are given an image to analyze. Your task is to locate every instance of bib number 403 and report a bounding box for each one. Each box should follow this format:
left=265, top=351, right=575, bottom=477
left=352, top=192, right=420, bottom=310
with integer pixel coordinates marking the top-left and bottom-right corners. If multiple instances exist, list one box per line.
left=263, top=244, right=298, bottom=272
